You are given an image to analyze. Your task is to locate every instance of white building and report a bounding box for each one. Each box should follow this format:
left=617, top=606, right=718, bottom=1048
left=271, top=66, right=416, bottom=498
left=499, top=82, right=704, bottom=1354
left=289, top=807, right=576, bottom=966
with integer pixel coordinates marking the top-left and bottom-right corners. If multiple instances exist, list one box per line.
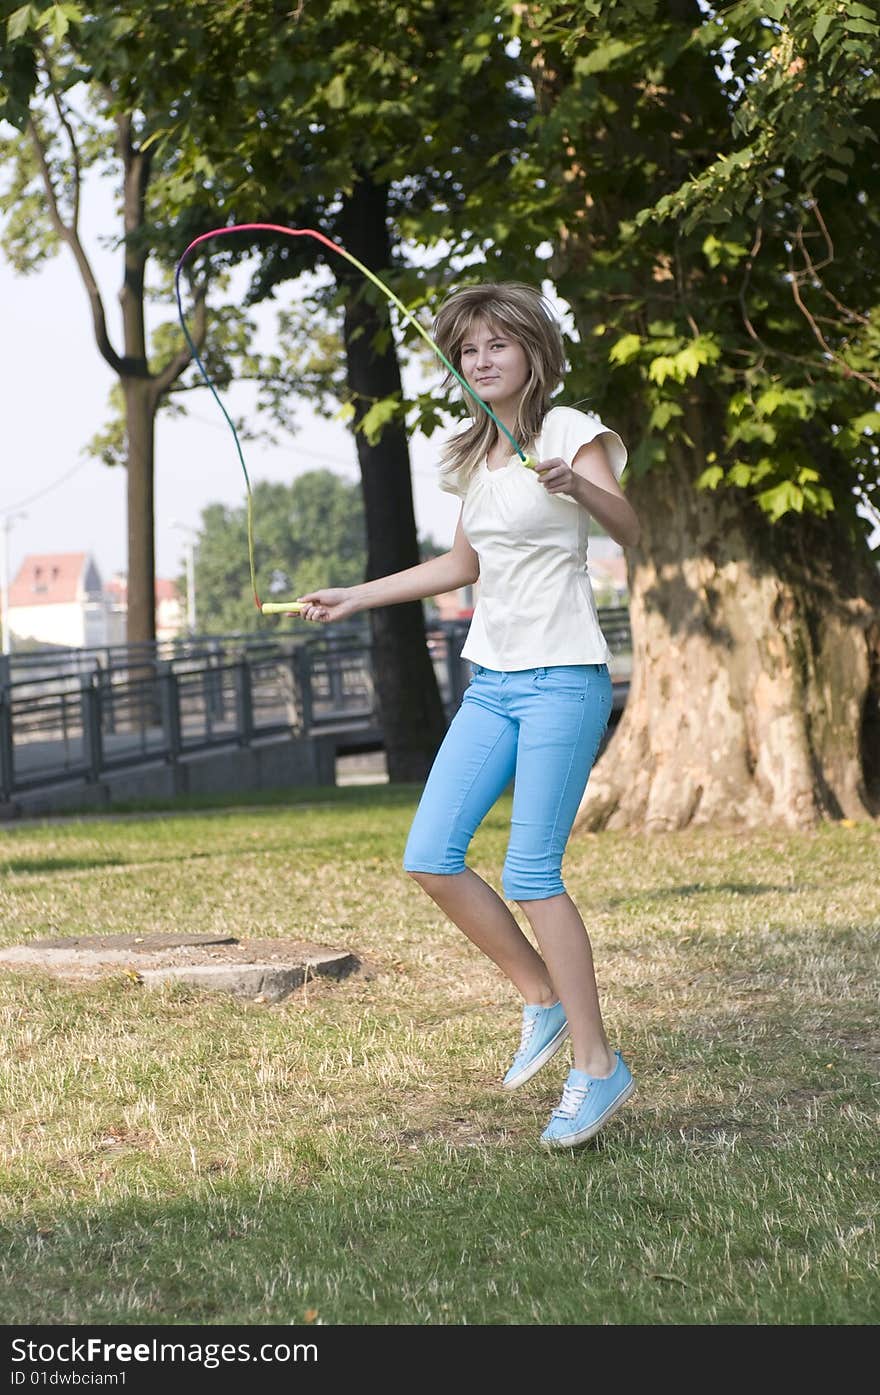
left=7, top=553, right=184, bottom=651
left=7, top=552, right=107, bottom=649
left=104, top=574, right=183, bottom=643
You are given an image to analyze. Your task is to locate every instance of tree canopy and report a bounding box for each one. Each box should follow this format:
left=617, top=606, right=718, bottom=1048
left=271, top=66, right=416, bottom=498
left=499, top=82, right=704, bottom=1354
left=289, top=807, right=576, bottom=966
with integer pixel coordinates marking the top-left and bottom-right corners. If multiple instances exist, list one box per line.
left=190, top=470, right=447, bottom=635
left=498, top=1, right=880, bottom=544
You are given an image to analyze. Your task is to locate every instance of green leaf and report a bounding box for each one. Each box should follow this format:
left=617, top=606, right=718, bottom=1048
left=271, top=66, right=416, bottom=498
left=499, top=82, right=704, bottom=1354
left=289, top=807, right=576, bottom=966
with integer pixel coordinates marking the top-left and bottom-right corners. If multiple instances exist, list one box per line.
left=140, top=127, right=174, bottom=154
left=7, top=5, right=35, bottom=42
left=844, top=18, right=879, bottom=36
left=757, top=480, right=804, bottom=520
left=608, top=333, right=642, bottom=366
left=850, top=411, right=880, bottom=434
left=49, top=5, right=71, bottom=41
left=325, top=73, right=346, bottom=108
left=702, top=233, right=748, bottom=268
left=696, top=465, right=724, bottom=490
left=648, top=337, right=720, bottom=386
left=648, top=355, right=677, bottom=386
left=648, top=400, right=683, bottom=431
left=359, top=396, right=398, bottom=444
left=727, top=462, right=755, bottom=488
left=573, top=40, right=631, bottom=77
left=625, top=434, right=665, bottom=479
left=802, top=484, right=835, bottom=515
left=813, top=13, right=833, bottom=45
left=755, top=386, right=814, bottom=420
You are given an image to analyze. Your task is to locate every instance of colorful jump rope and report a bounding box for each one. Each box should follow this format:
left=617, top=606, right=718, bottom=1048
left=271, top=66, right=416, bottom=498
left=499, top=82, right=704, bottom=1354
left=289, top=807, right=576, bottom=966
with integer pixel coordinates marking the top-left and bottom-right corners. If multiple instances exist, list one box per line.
left=174, top=223, right=534, bottom=615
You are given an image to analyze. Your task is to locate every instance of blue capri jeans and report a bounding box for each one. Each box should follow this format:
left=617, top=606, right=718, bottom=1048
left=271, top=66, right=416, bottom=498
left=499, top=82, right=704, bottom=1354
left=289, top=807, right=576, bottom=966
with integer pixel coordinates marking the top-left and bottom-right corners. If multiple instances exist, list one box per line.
left=403, top=663, right=614, bottom=901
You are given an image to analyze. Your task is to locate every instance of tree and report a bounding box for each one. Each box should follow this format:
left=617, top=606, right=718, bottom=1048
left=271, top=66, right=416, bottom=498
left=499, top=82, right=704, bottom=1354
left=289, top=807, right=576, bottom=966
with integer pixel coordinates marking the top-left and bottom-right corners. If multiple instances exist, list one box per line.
left=487, top=0, right=880, bottom=830
left=0, top=1, right=269, bottom=644
left=0, top=1, right=66, bottom=127
left=191, top=470, right=448, bottom=634
left=193, top=472, right=367, bottom=635
left=151, top=0, right=527, bottom=779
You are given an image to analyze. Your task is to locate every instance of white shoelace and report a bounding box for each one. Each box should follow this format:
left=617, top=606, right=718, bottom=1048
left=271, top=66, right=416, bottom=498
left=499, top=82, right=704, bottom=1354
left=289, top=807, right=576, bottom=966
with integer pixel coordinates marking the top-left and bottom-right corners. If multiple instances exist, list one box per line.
left=553, top=1080, right=591, bottom=1119
left=515, top=1013, right=538, bottom=1058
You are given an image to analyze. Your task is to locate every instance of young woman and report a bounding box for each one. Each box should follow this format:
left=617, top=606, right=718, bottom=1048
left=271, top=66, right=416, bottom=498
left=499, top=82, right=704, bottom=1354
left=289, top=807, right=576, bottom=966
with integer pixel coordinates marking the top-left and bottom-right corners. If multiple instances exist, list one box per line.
left=294, top=282, right=641, bottom=1149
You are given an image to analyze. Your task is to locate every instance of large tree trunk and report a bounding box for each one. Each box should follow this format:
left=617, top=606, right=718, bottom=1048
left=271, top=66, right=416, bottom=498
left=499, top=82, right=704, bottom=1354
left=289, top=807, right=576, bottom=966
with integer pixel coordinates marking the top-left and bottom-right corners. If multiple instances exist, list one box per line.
left=338, top=176, right=448, bottom=781
left=525, top=0, right=880, bottom=833
left=575, top=420, right=880, bottom=832
left=118, top=117, right=156, bottom=646
left=123, top=377, right=157, bottom=647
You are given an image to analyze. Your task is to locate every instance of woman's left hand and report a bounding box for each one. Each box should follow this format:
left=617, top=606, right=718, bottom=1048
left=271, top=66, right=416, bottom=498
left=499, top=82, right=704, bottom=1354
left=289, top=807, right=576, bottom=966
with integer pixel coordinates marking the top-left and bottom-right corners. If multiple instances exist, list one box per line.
left=534, top=456, right=575, bottom=494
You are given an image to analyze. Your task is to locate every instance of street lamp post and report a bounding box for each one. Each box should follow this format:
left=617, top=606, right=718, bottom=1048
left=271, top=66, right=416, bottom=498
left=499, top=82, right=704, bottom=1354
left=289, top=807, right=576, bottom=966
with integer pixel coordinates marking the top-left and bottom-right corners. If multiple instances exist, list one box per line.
left=170, top=521, right=197, bottom=636
left=0, top=511, right=27, bottom=656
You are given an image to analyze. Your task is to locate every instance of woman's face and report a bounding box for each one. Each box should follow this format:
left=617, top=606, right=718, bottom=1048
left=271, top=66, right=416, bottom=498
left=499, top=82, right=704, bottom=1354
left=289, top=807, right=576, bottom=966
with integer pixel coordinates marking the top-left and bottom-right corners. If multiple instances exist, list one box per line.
left=459, top=319, right=530, bottom=409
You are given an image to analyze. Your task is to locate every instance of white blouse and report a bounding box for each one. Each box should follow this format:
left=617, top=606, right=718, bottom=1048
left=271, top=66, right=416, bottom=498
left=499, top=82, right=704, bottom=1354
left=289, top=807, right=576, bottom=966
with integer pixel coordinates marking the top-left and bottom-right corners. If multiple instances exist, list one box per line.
left=437, top=404, right=627, bottom=670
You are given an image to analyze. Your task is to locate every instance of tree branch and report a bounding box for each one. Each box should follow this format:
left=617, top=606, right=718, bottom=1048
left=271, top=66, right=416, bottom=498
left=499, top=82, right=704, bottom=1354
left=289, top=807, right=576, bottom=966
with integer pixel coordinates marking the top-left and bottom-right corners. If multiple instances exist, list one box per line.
left=117, top=112, right=152, bottom=371
left=787, top=239, right=880, bottom=394
left=806, top=199, right=872, bottom=329
left=44, top=59, right=81, bottom=229
left=738, top=218, right=764, bottom=347
left=26, top=114, right=123, bottom=375
left=152, top=280, right=208, bottom=398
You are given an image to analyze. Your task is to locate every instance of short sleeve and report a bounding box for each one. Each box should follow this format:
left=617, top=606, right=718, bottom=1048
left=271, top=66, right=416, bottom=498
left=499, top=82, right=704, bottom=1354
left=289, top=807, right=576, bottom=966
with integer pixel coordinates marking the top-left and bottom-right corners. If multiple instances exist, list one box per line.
left=436, top=419, right=477, bottom=498
left=437, top=464, right=468, bottom=499
left=545, top=405, right=627, bottom=483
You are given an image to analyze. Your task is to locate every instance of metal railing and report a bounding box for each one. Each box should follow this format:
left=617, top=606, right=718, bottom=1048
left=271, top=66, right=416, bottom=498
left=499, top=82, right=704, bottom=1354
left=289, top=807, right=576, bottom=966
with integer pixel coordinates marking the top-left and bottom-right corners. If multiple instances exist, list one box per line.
left=0, top=652, right=312, bottom=798
left=0, top=611, right=631, bottom=799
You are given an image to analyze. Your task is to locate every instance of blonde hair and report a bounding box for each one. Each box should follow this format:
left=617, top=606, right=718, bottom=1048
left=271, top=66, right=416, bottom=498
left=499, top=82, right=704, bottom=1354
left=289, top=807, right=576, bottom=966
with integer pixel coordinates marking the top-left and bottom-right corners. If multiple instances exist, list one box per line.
left=432, top=282, right=566, bottom=479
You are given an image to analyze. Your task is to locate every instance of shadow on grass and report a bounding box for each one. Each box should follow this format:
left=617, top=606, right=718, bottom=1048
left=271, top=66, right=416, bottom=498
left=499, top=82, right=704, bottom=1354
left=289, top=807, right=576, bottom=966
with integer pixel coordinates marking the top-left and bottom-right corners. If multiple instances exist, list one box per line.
left=1, top=857, right=128, bottom=876
left=1, top=851, right=221, bottom=878
left=3, top=1118, right=875, bottom=1326
left=17, top=782, right=426, bottom=824
left=608, top=881, right=811, bottom=904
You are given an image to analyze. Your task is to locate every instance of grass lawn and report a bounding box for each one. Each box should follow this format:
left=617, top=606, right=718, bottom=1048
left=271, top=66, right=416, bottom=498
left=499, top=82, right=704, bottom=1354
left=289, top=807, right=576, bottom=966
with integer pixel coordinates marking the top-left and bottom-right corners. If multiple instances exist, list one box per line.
left=0, top=783, right=877, bottom=1325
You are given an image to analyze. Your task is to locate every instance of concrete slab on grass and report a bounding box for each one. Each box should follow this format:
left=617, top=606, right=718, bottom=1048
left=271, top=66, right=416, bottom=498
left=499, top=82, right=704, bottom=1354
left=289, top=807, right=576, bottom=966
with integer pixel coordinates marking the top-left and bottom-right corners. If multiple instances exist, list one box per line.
left=0, top=934, right=359, bottom=1003
left=30, top=932, right=237, bottom=952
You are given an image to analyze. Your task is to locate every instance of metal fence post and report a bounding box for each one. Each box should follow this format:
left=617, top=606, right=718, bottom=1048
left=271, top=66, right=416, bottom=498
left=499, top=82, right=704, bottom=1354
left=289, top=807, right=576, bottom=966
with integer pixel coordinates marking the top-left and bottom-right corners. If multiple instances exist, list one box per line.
left=234, top=660, right=254, bottom=746
left=99, top=661, right=116, bottom=736
left=203, top=650, right=224, bottom=723
left=292, top=645, right=312, bottom=732
left=158, top=664, right=182, bottom=763
left=0, top=688, right=13, bottom=800
left=328, top=639, right=345, bottom=707
left=80, top=677, right=103, bottom=783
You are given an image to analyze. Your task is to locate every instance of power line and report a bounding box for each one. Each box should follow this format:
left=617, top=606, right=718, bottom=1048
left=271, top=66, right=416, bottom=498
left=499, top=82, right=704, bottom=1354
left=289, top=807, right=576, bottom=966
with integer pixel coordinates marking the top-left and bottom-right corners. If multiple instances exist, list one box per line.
left=0, top=456, right=93, bottom=517
left=0, top=407, right=447, bottom=525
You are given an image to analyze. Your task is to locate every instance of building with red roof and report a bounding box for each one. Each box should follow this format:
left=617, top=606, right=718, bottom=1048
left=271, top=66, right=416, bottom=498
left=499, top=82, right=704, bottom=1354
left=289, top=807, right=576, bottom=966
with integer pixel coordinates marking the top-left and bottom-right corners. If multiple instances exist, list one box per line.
left=7, top=552, right=106, bottom=649
left=7, top=553, right=183, bottom=650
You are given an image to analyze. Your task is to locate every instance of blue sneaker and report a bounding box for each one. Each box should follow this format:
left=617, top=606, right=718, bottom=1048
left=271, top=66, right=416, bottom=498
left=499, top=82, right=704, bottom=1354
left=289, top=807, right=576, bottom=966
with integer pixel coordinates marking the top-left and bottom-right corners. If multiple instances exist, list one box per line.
left=502, top=1000, right=569, bottom=1089
left=540, top=1051, right=635, bottom=1148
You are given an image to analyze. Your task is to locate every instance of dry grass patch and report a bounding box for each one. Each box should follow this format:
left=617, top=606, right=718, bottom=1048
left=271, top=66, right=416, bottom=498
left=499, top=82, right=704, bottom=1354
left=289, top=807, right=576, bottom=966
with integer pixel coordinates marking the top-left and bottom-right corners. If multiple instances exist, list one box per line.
left=0, top=791, right=877, bottom=1323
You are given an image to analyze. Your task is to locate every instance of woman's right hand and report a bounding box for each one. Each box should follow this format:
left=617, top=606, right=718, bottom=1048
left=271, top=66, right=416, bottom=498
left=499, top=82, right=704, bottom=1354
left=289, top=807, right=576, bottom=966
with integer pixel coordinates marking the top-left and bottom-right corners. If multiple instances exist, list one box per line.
left=293, top=588, right=361, bottom=624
